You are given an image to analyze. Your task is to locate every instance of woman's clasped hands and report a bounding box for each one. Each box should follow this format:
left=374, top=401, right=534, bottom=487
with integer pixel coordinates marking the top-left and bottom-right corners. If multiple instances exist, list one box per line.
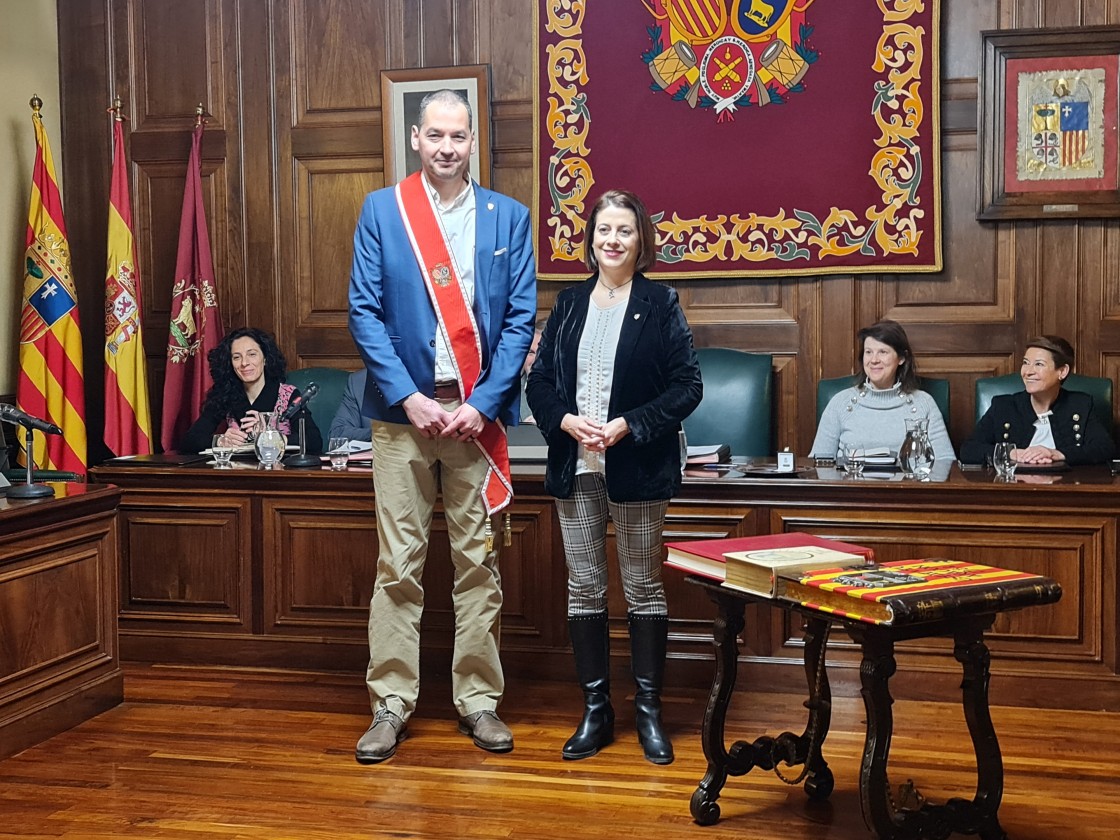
left=1012, top=444, right=1064, bottom=465
left=219, top=410, right=263, bottom=447
left=561, top=413, right=630, bottom=451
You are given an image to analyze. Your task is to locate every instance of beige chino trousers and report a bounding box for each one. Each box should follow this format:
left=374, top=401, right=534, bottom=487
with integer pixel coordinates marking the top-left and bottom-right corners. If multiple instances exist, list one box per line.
left=365, top=405, right=505, bottom=721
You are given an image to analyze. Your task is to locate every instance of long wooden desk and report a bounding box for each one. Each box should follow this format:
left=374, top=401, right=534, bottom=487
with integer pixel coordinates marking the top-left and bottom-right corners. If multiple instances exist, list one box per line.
left=688, top=575, right=1060, bottom=839
left=0, top=483, right=122, bottom=759
left=88, top=459, right=1120, bottom=710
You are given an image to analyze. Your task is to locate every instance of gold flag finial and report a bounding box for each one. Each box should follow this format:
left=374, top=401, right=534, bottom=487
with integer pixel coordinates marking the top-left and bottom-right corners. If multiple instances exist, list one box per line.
left=30, top=94, right=43, bottom=114
left=194, top=102, right=208, bottom=126
left=109, top=95, right=125, bottom=121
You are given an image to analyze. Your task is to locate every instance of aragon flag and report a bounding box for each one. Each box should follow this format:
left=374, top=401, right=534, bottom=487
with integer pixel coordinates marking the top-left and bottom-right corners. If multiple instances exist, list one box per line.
left=104, top=107, right=153, bottom=456
left=17, top=96, right=87, bottom=475
left=160, top=115, right=223, bottom=452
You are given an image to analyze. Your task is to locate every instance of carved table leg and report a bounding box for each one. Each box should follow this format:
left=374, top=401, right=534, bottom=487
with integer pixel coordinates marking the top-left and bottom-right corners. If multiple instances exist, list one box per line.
left=851, top=617, right=1008, bottom=840
left=853, top=629, right=901, bottom=839
left=690, top=589, right=747, bottom=825
left=690, top=588, right=837, bottom=826
left=799, top=616, right=834, bottom=801
left=953, top=620, right=1007, bottom=840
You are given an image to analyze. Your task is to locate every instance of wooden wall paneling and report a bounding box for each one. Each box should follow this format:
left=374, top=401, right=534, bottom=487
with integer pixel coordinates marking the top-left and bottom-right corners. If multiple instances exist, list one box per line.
left=1038, top=221, right=1082, bottom=342
left=130, top=0, right=223, bottom=131
left=290, top=157, right=377, bottom=365
left=57, top=0, right=1120, bottom=464
left=290, top=0, right=386, bottom=124
left=118, top=494, right=253, bottom=632
left=487, top=0, right=534, bottom=206
left=942, top=0, right=997, bottom=80
left=0, top=488, right=122, bottom=761
left=418, top=0, right=470, bottom=67
left=58, top=1, right=111, bottom=463
left=232, top=0, right=276, bottom=338
left=263, top=494, right=376, bottom=636
left=280, top=0, right=386, bottom=368
left=486, top=498, right=558, bottom=646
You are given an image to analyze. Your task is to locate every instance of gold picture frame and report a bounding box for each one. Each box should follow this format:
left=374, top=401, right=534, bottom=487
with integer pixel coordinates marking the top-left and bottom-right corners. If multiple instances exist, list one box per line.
left=380, top=64, right=491, bottom=188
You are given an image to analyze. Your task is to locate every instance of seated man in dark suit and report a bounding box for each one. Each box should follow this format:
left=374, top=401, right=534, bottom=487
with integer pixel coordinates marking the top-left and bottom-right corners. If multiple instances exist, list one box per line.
left=329, top=369, right=375, bottom=442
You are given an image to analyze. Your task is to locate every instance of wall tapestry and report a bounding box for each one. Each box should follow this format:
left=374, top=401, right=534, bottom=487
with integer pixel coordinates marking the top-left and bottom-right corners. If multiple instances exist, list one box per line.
left=534, top=0, right=943, bottom=279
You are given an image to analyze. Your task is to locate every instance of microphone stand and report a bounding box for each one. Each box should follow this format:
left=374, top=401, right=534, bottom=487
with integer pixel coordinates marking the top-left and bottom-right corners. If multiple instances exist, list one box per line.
left=283, top=413, right=321, bottom=469
left=8, top=427, right=55, bottom=499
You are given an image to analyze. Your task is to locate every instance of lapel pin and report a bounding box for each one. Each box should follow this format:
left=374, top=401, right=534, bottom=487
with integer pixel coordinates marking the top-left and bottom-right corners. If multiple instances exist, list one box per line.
left=633, top=313, right=640, bottom=319
left=487, top=202, right=495, bottom=210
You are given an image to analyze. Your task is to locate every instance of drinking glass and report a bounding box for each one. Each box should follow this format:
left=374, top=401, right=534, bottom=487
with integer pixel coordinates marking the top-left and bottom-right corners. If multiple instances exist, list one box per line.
left=328, top=437, right=351, bottom=471
left=845, top=447, right=865, bottom=478
left=211, top=446, right=234, bottom=468
left=993, top=442, right=1017, bottom=480
left=254, top=412, right=285, bottom=470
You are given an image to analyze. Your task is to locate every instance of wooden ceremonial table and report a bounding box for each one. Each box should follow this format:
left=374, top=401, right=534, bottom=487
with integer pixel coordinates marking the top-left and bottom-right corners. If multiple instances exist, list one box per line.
left=686, top=574, right=1061, bottom=840
left=89, top=457, right=1120, bottom=711
left=0, top=483, right=122, bottom=759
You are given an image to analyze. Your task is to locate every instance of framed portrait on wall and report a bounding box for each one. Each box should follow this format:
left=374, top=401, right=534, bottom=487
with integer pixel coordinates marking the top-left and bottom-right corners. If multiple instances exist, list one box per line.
left=380, top=64, right=491, bottom=188
left=978, top=26, right=1120, bottom=220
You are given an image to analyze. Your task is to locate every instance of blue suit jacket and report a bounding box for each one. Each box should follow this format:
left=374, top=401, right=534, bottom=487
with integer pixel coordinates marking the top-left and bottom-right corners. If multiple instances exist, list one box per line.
left=329, top=370, right=375, bottom=442
left=348, top=181, right=537, bottom=425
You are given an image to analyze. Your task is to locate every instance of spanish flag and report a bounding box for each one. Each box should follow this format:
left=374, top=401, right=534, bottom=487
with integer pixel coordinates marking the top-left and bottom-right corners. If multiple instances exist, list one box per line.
left=104, top=108, right=153, bottom=456
left=17, top=96, right=87, bottom=475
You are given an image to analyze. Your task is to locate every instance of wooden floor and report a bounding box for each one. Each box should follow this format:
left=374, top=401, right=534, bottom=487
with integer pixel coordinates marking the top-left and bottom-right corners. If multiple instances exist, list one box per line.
left=1, top=664, right=1116, bottom=839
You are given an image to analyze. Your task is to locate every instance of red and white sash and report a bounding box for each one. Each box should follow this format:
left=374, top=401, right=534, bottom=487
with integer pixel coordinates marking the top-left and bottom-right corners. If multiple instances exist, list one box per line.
left=395, top=172, right=513, bottom=515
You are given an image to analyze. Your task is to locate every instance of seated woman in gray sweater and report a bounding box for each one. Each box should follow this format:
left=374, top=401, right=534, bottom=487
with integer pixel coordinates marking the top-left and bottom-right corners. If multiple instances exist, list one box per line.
left=810, top=320, right=955, bottom=461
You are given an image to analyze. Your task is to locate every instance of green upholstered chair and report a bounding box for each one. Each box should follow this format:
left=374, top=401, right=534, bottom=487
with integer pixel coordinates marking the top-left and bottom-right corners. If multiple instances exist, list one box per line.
left=974, top=373, right=1113, bottom=434
left=816, top=375, right=950, bottom=425
left=682, top=348, right=773, bottom=457
left=285, top=367, right=353, bottom=440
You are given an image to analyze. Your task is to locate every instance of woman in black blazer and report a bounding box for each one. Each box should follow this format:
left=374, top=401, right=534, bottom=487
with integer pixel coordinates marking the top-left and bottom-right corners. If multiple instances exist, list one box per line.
left=960, top=335, right=1115, bottom=466
left=526, top=190, right=702, bottom=766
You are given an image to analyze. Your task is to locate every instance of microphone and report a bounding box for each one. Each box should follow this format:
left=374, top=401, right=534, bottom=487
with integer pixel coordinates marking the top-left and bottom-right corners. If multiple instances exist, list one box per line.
left=279, top=382, right=319, bottom=422
left=0, top=404, right=63, bottom=435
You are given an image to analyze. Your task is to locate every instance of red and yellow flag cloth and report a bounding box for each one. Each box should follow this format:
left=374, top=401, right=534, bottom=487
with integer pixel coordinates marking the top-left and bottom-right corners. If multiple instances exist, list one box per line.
left=17, top=97, right=87, bottom=474
left=104, top=110, right=153, bottom=456
left=396, top=172, right=513, bottom=515
left=160, top=118, right=224, bottom=452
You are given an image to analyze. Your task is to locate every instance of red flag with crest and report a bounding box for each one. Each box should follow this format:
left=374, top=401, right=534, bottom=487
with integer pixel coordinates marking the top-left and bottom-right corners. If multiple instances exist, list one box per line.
left=160, top=116, right=223, bottom=451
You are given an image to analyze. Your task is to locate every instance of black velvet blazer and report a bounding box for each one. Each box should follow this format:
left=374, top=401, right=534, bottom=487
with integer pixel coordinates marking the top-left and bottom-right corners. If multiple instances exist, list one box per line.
left=959, top=389, right=1115, bottom=466
left=525, top=273, right=703, bottom=502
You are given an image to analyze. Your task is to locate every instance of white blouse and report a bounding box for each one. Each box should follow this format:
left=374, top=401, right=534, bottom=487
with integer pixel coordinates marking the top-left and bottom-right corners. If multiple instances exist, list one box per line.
left=573, top=298, right=626, bottom=475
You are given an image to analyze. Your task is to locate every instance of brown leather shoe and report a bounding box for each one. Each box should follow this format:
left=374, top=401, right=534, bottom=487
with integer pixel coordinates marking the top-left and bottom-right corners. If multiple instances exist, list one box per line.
left=457, top=710, right=514, bottom=753
left=355, top=709, right=407, bottom=764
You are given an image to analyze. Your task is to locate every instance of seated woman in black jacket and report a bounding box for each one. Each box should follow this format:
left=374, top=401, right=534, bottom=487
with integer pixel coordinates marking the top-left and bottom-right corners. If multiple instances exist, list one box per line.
left=180, top=326, right=323, bottom=455
left=960, top=335, right=1114, bottom=466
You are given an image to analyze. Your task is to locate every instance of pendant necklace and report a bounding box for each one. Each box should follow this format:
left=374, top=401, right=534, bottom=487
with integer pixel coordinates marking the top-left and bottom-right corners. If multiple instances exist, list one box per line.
left=599, top=277, right=634, bottom=299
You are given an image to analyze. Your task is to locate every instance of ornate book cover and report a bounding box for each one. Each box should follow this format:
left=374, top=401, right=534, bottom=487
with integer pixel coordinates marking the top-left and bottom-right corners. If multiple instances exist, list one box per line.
left=664, top=532, right=875, bottom=582
left=777, top=558, right=1063, bottom=626
left=723, top=545, right=867, bottom=598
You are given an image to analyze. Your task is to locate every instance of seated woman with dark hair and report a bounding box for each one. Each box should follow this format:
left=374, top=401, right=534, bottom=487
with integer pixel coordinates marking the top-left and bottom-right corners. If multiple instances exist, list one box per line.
left=811, top=319, right=954, bottom=462
left=960, top=335, right=1115, bottom=466
left=180, top=326, right=323, bottom=455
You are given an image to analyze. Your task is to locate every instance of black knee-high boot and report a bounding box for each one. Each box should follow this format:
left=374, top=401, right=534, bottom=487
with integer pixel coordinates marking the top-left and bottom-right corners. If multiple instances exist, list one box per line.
left=563, top=612, right=615, bottom=760
left=629, top=612, right=674, bottom=765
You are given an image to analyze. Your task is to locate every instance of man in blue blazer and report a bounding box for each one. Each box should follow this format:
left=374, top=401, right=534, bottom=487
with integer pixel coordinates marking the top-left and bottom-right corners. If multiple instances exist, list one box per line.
left=349, top=89, right=536, bottom=765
